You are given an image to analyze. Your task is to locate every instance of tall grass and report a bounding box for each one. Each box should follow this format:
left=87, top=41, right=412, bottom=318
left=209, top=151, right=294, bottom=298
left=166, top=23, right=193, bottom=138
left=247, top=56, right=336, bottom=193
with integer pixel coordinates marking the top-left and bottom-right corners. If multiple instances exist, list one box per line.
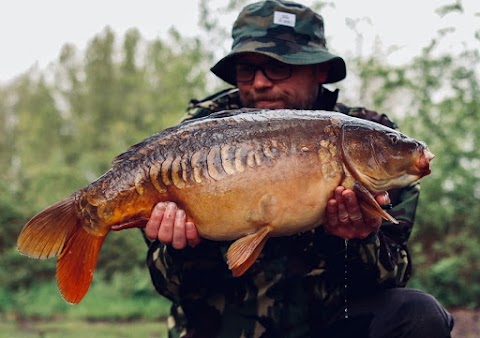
left=0, top=320, right=168, bottom=338
left=2, top=268, right=171, bottom=321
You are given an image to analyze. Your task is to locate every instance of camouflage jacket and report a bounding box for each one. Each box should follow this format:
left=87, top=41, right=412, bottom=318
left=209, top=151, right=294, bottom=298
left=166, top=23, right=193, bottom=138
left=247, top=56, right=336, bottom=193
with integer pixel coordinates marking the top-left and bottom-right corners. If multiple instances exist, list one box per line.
left=146, top=87, right=420, bottom=338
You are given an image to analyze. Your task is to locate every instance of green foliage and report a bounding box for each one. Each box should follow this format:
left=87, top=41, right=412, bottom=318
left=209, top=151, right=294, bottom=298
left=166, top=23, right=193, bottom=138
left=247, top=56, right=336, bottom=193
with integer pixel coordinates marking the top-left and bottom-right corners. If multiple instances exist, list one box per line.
left=345, top=27, right=480, bottom=307
left=67, top=268, right=170, bottom=321
left=400, top=48, right=480, bottom=308
left=0, top=183, right=26, bottom=254
left=97, top=230, right=148, bottom=278
left=410, top=232, right=480, bottom=308
left=0, top=246, right=55, bottom=292
left=0, top=320, right=168, bottom=338
left=2, top=269, right=170, bottom=320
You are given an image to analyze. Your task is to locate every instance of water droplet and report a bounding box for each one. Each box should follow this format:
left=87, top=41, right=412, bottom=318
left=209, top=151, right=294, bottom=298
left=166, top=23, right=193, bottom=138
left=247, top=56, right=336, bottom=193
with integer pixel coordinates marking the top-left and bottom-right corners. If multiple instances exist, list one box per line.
left=344, top=239, right=349, bottom=319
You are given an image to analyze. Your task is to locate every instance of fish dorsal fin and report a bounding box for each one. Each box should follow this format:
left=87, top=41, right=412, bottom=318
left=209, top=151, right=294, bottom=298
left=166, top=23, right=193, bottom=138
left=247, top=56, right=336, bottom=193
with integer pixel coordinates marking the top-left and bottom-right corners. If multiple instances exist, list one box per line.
left=226, top=226, right=272, bottom=277
left=57, top=226, right=106, bottom=304
left=353, top=182, right=398, bottom=224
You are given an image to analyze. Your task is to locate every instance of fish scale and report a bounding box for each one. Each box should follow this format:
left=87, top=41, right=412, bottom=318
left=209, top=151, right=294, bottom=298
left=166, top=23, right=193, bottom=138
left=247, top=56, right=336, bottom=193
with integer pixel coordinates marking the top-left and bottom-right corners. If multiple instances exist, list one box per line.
left=17, top=109, right=434, bottom=304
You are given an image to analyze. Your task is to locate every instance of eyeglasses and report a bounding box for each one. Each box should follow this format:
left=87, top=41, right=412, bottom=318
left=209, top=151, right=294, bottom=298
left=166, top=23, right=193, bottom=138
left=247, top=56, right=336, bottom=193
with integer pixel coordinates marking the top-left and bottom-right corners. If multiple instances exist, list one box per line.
left=235, top=62, right=293, bottom=83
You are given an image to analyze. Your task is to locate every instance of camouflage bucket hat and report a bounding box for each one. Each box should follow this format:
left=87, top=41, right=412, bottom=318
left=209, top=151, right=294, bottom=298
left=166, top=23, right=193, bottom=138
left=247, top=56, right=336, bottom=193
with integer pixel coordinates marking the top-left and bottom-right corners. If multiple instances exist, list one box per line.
left=211, top=0, right=347, bottom=85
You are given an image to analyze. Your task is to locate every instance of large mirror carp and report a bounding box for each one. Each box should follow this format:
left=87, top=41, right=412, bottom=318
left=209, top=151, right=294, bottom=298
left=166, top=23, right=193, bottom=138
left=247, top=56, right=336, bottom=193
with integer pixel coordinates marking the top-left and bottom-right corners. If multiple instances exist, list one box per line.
left=17, top=109, right=434, bottom=304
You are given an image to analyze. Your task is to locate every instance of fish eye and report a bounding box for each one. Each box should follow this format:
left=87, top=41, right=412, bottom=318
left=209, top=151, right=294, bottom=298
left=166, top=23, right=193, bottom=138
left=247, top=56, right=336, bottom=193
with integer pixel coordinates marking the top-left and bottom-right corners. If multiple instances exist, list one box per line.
left=387, top=133, right=399, bottom=145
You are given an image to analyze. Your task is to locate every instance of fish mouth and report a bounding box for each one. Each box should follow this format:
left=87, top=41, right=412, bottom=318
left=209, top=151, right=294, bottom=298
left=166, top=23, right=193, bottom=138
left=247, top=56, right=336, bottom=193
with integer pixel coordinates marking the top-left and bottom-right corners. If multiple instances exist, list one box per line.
left=415, top=147, right=434, bottom=177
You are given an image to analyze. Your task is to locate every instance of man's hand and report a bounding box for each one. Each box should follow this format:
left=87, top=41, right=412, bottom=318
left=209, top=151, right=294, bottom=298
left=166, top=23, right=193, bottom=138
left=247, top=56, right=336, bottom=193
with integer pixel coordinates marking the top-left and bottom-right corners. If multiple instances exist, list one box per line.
left=324, top=186, right=390, bottom=239
left=145, top=202, right=201, bottom=249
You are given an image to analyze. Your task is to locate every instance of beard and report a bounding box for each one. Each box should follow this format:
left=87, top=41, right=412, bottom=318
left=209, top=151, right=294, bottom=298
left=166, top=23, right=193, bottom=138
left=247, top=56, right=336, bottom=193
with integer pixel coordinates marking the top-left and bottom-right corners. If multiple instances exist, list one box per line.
left=239, top=87, right=319, bottom=110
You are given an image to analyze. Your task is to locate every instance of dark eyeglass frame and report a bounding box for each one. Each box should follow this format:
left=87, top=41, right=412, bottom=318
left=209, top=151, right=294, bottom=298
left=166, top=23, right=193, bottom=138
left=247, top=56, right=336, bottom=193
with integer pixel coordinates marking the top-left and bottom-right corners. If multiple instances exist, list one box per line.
left=235, top=62, right=293, bottom=83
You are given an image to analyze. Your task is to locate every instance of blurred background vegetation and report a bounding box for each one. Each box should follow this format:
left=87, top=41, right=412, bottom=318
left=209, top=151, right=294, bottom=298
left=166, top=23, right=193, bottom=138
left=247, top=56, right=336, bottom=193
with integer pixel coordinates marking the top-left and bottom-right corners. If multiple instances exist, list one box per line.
left=0, top=0, right=479, bottom=333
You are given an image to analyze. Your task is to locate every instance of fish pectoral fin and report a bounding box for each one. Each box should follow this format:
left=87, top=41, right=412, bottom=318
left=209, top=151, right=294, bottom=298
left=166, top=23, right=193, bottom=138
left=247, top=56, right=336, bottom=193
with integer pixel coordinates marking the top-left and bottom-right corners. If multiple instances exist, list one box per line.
left=353, top=182, right=399, bottom=224
left=57, top=226, right=106, bottom=304
left=111, top=217, right=150, bottom=231
left=226, top=226, right=272, bottom=277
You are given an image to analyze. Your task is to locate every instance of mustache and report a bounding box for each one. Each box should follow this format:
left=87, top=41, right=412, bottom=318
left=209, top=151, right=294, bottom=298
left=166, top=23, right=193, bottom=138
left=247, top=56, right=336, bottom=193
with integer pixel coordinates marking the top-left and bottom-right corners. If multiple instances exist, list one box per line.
left=251, top=94, right=282, bottom=101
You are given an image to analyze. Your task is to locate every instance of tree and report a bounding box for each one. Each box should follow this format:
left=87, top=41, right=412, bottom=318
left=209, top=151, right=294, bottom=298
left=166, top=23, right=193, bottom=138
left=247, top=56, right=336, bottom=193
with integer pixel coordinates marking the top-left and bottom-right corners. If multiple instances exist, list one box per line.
left=1, top=26, right=214, bottom=290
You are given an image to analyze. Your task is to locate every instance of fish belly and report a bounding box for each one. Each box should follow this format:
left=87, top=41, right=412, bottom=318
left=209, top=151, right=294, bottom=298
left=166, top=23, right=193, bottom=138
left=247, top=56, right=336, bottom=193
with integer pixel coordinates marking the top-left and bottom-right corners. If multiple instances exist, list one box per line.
left=173, top=156, right=343, bottom=240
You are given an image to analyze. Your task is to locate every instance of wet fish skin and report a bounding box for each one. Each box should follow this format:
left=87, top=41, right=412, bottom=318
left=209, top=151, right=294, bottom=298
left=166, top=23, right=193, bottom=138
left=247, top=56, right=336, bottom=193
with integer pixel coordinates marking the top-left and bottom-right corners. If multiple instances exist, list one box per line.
left=16, top=109, right=433, bottom=304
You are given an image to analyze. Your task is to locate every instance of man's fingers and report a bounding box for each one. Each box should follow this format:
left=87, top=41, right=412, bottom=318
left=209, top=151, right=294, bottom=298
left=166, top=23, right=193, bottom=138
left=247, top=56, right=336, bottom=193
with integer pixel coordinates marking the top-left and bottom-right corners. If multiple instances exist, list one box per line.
left=342, top=190, right=363, bottom=223
left=375, top=191, right=390, bottom=206
left=157, top=202, right=177, bottom=244
left=186, top=222, right=201, bottom=247
left=325, top=187, right=387, bottom=239
left=145, top=202, right=167, bottom=240
left=172, top=209, right=187, bottom=249
left=334, top=187, right=349, bottom=223
left=326, top=198, right=340, bottom=221
left=145, top=201, right=200, bottom=248
left=334, top=186, right=345, bottom=200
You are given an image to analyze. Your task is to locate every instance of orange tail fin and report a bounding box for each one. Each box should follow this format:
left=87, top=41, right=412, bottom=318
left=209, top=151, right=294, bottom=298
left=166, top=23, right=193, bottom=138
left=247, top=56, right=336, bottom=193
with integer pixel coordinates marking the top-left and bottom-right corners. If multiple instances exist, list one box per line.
left=226, top=226, right=271, bottom=277
left=17, top=195, right=78, bottom=259
left=57, top=225, right=105, bottom=304
left=17, top=194, right=105, bottom=304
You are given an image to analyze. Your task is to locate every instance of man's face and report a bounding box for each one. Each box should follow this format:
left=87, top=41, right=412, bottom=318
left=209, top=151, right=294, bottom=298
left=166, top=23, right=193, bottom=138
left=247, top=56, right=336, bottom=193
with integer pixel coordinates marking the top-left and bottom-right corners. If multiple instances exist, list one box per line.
left=235, top=53, right=328, bottom=110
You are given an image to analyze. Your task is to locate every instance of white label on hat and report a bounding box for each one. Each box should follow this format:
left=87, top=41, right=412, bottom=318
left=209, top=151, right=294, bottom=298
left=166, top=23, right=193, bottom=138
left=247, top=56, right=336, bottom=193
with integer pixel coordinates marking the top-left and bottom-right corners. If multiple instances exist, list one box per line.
left=273, top=11, right=296, bottom=27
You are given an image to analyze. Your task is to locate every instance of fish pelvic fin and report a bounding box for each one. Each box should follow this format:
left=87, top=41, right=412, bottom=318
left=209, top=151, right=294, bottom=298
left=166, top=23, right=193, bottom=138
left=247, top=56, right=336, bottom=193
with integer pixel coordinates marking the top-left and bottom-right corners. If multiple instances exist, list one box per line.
left=57, top=225, right=105, bottom=304
left=226, top=226, right=271, bottom=277
left=110, top=217, right=149, bottom=231
left=353, top=182, right=399, bottom=224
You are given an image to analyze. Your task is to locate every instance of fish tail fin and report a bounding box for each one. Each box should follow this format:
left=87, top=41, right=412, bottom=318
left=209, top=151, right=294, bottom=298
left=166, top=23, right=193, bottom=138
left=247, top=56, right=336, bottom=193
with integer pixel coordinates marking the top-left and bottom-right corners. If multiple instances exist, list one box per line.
left=17, top=194, right=105, bottom=304
left=226, top=226, right=271, bottom=277
left=17, top=195, right=79, bottom=259
left=57, top=226, right=105, bottom=304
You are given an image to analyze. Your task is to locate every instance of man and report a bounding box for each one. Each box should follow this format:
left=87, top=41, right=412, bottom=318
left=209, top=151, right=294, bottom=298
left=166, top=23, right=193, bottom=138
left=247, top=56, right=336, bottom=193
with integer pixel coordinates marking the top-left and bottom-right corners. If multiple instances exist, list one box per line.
left=144, top=1, right=454, bottom=337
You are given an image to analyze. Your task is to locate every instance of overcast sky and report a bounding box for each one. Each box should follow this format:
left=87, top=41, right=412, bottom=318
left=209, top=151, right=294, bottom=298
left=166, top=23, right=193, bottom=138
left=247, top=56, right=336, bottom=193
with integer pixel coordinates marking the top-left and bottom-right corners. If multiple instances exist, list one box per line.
left=1, top=0, right=478, bottom=84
